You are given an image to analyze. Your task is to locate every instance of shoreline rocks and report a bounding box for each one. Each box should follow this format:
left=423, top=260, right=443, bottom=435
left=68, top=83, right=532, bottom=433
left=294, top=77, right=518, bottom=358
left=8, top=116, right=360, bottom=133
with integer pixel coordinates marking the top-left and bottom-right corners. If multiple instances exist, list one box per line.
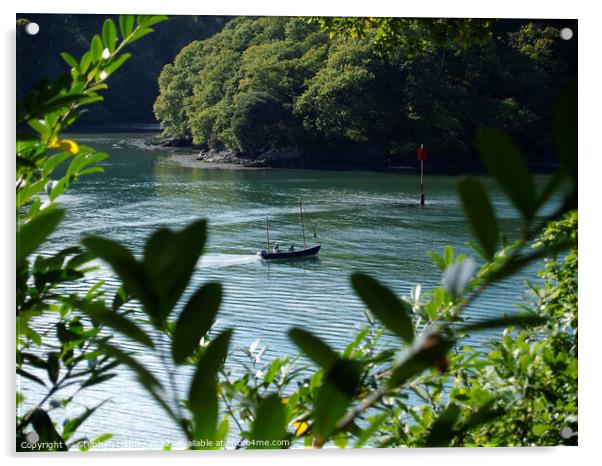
left=152, top=139, right=560, bottom=174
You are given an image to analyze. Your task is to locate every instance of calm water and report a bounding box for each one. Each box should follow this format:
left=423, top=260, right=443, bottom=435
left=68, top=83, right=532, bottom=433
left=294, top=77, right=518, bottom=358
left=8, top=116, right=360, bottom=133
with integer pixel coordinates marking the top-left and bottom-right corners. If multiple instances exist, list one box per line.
left=21, top=133, right=553, bottom=449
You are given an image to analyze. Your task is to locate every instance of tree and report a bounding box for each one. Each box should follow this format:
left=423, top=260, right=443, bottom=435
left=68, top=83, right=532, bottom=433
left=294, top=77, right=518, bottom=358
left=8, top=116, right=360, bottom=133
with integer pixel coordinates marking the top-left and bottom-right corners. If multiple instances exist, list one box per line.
left=154, top=16, right=575, bottom=163
left=231, top=91, right=288, bottom=154
left=17, top=14, right=228, bottom=123
left=18, top=15, right=577, bottom=450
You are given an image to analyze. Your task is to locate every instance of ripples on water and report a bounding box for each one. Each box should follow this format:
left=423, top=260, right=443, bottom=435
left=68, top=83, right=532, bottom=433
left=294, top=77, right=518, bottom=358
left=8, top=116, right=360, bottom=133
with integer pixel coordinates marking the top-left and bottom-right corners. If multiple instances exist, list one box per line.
left=21, top=133, right=554, bottom=449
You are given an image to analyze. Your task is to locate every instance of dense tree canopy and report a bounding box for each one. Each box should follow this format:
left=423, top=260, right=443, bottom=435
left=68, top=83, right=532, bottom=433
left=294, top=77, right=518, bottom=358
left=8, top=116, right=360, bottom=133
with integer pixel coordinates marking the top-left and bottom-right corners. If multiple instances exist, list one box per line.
left=154, top=17, right=576, bottom=164
left=17, top=14, right=229, bottom=123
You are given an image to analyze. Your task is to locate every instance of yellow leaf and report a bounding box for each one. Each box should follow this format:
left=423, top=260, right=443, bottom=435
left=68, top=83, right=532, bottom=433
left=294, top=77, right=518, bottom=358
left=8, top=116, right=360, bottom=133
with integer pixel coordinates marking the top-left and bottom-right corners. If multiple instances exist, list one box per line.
left=48, top=138, right=80, bottom=155
left=293, top=421, right=309, bottom=436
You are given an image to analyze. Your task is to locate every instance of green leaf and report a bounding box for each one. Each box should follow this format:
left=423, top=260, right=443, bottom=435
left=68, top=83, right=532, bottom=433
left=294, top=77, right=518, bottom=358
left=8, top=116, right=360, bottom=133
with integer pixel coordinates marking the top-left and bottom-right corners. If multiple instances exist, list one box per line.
left=79, top=301, right=154, bottom=348
left=444, top=245, right=454, bottom=265
left=81, top=373, right=117, bottom=388
left=485, top=239, right=575, bottom=284
left=172, top=283, right=222, bottom=364
left=47, top=352, right=60, bottom=384
left=460, top=399, right=504, bottom=432
left=458, top=176, right=498, bottom=261
left=188, top=330, right=232, bottom=444
left=143, top=220, right=207, bottom=325
left=42, top=152, right=71, bottom=177
left=29, top=408, right=67, bottom=450
left=112, top=285, right=129, bottom=311
left=60, top=52, right=80, bottom=71
left=17, top=209, right=65, bottom=265
left=49, top=178, right=69, bottom=201
left=475, top=128, right=537, bottom=220
left=351, top=273, right=414, bottom=344
left=119, top=15, right=135, bottom=38
left=90, top=35, right=103, bottom=62
left=99, top=342, right=161, bottom=391
left=442, top=258, right=477, bottom=297
left=313, top=359, right=361, bottom=446
left=333, top=431, right=348, bottom=448
left=102, top=19, right=118, bottom=53
left=17, top=368, right=46, bottom=387
left=104, top=53, right=131, bottom=75
left=288, top=328, right=339, bottom=371
left=532, top=424, right=550, bottom=436
left=387, top=333, right=452, bottom=388
left=554, top=81, right=577, bottom=185
left=250, top=394, right=288, bottom=448
left=130, top=27, right=154, bottom=43
left=354, top=412, right=388, bottom=448
left=138, top=15, right=169, bottom=28
left=92, top=433, right=113, bottom=445
left=80, top=52, right=92, bottom=74
left=216, top=417, right=229, bottom=442
left=81, top=236, right=158, bottom=321
left=427, top=251, right=447, bottom=270
left=458, top=315, right=546, bottom=333
left=343, top=327, right=369, bottom=358
left=62, top=400, right=108, bottom=441
left=537, top=170, right=567, bottom=210
left=21, top=353, right=48, bottom=370
left=423, top=403, right=461, bottom=447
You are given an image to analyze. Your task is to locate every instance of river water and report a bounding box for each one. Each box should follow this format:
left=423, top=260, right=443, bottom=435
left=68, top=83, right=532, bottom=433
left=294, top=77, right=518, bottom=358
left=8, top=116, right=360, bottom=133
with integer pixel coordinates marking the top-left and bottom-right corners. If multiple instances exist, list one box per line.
left=21, top=133, right=555, bottom=449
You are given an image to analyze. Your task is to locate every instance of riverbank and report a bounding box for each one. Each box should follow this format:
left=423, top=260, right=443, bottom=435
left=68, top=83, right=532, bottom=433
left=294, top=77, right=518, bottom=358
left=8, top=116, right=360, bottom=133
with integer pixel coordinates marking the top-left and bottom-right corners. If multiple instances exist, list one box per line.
left=155, top=140, right=387, bottom=170
left=158, top=145, right=561, bottom=174
left=161, top=151, right=261, bottom=170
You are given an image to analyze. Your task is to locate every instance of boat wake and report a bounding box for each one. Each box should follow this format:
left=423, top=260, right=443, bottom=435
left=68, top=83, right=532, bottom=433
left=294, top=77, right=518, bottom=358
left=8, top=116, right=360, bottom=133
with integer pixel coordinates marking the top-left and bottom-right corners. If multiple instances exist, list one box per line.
left=198, top=253, right=260, bottom=269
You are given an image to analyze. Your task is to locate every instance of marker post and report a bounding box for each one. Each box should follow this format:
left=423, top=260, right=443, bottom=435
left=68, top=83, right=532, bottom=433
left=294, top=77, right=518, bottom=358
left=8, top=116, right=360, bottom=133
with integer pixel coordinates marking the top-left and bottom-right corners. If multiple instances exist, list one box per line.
left=417, top=144, right=428, bottom=206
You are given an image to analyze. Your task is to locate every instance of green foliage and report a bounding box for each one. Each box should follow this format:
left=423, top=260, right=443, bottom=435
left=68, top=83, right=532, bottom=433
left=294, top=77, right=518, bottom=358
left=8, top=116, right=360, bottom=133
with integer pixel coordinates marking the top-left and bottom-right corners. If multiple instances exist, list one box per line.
left=294, top=41, right=406, bottom=144
left=189, top=330, right=232, bottom=445
left=351, top=273, right=414, bottom=344
left=16, top=208, right=65, bottom=265
left=17, top=15, right=577, bottom=451
left=475, top=128, right=537, bottom=219
left=310, top=17, right=494, bottom=57
left=155, top=17, right=574, bottom=163
left=457, top=177, right=498, bottom=260
left=250, top=394, right=289, bottom=448
left=16, top=15, right=167, bottom=451
left=17, top=14, right=228, bottom=123
left=445, top=212, right=578, bottom=446
left=172, top=283, right=223, bottom=364
left=231, top=91, right=288, bottom=154
left=288, top=328, right=339, bottom=371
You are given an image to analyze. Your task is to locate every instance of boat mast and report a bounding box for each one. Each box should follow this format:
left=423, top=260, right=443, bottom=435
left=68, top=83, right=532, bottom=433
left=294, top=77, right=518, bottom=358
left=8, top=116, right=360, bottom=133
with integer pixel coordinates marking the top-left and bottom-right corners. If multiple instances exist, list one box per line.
left=266, top=216, right=271, bottom=251
left=299, top=201, right=306, bottom=247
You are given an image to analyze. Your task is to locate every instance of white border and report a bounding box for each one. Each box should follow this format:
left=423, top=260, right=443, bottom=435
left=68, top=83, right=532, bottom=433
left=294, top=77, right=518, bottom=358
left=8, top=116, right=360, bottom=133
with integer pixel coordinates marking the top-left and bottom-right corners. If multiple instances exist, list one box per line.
left=3, top=1, right=599, bottom=465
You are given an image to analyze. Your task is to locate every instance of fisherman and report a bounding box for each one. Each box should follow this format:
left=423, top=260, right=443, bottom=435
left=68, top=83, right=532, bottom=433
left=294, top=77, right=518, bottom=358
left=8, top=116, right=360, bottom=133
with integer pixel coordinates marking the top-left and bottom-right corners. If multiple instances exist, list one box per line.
left=274, top=242, right=281, bottom=253
left=289, top=245, right=295, bottom=252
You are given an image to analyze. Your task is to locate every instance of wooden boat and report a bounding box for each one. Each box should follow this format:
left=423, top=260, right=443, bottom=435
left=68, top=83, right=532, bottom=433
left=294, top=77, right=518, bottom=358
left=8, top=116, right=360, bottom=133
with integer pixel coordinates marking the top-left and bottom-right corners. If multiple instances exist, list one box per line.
left=258, top=202, right=321, bottom=260
left=259, top=244, right=321, bottom=260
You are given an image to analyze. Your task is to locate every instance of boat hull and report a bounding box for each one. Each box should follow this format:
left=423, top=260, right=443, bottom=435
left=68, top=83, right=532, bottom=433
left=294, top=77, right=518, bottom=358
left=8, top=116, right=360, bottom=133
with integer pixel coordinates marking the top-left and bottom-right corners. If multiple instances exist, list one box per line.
left=259, top=244, right=321, bottom=260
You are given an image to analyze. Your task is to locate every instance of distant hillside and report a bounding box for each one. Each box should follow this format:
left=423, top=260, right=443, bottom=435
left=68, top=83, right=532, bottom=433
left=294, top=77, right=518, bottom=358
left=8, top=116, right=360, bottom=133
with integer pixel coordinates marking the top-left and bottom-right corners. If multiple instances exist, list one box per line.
left=154, top=17, right=576, bottom=164
left=16, top=14, right=230, bottom=123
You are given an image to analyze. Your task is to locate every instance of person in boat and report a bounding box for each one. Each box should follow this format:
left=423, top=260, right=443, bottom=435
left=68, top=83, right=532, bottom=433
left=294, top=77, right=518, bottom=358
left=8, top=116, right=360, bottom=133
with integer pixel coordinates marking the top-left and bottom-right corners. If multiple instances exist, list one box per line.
left=289, top=245, right=295, bottom=252
left=273, top=242, right=281, bottom=253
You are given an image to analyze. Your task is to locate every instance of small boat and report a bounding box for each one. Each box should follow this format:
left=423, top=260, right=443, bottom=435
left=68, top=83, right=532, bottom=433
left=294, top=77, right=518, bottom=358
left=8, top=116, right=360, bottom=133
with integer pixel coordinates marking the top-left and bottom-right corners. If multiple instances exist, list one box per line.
left=258, top=202, right=321, bottom=260
left=259, top=244, right=321, bottom=260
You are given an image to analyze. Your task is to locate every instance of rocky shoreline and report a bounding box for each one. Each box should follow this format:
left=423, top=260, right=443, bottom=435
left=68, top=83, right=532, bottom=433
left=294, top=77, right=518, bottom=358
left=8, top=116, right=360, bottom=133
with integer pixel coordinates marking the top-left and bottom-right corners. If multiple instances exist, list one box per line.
left=151, top=138, right=560, bottom=174
left=160, top=146, right=393, bottom=170
left=151, top=137, right=396, bottom=170
left=161, top=150, right=256, bottom=170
